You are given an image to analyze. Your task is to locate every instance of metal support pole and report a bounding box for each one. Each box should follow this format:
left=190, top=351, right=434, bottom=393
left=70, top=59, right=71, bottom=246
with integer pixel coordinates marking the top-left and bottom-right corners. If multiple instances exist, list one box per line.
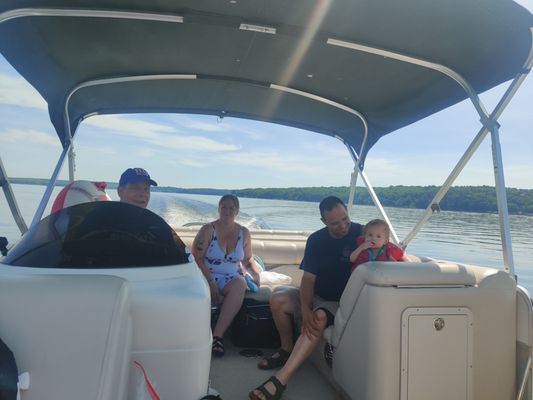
left=346, top=147, right=400, bottom=244
left=0, top=156, right=28, bottom=234
left=401, top=43, right=533, bottom=249
left=516, top=356, right=531, bottom=400
left=68, top=145, right=76, bottom=181
left=490, top=124, right=515, bottom=274
left=400, top=124, right=491, bottom=248
left=347, top=167, right=358, bottom=216
left=30, top=145, right=70, bottom=229
left=358, top=167, right=400, bottom=244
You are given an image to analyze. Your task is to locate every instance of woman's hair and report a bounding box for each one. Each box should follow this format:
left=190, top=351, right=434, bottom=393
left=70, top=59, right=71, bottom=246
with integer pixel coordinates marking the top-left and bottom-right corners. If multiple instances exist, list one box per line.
left=219, top=194, right=240, bottom=209
left=363, top=219, right=390, bottom=239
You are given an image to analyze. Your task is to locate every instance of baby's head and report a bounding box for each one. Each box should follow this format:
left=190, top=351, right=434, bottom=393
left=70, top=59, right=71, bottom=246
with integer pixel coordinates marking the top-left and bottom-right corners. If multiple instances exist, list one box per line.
left=362, top=219, right=390, bottom=249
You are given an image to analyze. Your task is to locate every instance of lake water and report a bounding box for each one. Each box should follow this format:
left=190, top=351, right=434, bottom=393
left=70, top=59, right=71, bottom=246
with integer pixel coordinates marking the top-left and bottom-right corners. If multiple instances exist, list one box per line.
left=2, top=184, right=533, bottom=293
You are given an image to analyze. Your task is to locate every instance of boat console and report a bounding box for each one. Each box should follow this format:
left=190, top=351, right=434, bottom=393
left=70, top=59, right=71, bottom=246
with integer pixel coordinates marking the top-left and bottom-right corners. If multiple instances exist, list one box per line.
left=2, top=202, right=189, bottom=268
left=0, top=202, right=211, bottom=400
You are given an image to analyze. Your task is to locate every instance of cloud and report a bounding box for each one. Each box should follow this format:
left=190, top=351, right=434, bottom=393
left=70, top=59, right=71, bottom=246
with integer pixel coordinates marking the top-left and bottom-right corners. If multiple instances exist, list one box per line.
left=168, top=114, right=266, bottom=140
left=84, top=114, right=174, bottom=139
left=159, top=135, right=239, bottom=151
left=175, top=159, right=210, bottom=168
left=83, top=114, right=239, bottom=152
left=79, top=145, right=116, bottom=156
left=503, top=165, right=533, bottom=189
left=0, top=128, right=57, bottom=146
left=177, top=115, right=230, bottom=132
left=135, top=148, right=156, bottom=158
left=0, top=74, right=47, bottom=109
left=218, top=150, right=344, bottom=176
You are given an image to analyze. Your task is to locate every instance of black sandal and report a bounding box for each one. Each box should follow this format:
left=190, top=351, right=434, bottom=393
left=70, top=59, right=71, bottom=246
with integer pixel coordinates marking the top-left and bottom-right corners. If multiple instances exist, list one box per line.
left=257, top=349, right=291, bottom=370
left=212, top=336, right=225, bottom=357
left=249, top=376, right=286, bottom=400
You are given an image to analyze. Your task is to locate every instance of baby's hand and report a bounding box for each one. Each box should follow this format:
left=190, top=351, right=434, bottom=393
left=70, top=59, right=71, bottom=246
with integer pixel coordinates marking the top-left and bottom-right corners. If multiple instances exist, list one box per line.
left=358, top=241, right=373, bottom=251
left=350, top=241, right=372, bottom=262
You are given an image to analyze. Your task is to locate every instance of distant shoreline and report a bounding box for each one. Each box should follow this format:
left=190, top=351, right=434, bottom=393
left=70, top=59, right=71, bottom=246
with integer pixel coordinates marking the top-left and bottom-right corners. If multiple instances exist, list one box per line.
left=8, top=177, right=533, bottom=215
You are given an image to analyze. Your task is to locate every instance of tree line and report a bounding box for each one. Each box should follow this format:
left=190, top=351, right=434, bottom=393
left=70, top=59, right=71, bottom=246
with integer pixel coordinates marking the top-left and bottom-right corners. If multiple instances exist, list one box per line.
left=10, top=178, right=533, bottom=215
left=127, top=184, right=533, bottom=215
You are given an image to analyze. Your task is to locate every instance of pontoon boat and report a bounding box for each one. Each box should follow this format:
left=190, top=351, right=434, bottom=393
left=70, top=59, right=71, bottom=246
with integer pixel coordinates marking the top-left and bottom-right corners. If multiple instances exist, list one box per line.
left=0, top=1, right=532, bottom=399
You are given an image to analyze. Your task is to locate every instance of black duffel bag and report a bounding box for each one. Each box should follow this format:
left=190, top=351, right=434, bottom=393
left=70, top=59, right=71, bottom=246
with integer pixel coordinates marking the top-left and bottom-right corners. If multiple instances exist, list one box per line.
left=231, top=298, right=281, bottom=349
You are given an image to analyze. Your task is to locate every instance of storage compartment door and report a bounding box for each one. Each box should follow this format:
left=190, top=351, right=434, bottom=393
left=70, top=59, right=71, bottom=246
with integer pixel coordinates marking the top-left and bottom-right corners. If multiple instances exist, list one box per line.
left=401, top=307, right=473, bottom=400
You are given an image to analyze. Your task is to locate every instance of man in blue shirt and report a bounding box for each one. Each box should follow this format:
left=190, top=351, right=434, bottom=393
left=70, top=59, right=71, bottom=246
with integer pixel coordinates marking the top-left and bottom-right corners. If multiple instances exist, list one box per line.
left=250, top=196, right=362, bottom=400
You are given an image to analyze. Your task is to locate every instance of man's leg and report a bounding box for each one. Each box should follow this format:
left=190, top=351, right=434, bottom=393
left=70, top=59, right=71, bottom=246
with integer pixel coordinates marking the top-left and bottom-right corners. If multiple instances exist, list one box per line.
left=213, top=276, right=247, bottom=338
left=251, top=308, right=328, bottom=399
left=271, top=288, right=298, bottom=353
left=257, top=287, right=298, bottom=369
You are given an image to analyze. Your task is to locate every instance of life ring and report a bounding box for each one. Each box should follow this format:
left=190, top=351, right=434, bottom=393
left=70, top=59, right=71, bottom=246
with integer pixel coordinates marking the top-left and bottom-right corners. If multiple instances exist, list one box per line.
left=51, top=180, right=111, bottom=213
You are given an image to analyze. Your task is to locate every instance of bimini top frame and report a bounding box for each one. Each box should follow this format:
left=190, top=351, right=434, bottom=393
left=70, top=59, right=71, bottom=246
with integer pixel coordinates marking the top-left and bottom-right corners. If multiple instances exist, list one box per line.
left=0, top=2, right=531, bottom=273
left=0, top=1, right=530, bottom=152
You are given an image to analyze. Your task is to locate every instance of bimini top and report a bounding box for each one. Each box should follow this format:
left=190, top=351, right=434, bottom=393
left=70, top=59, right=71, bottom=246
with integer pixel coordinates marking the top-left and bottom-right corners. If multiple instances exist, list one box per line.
left=0, top=0, right=531, bottom=159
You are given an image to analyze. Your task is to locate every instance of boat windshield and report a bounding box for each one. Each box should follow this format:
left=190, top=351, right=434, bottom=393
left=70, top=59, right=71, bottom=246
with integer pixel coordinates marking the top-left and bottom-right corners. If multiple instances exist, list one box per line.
left=1, top=202, right=189, bottom=268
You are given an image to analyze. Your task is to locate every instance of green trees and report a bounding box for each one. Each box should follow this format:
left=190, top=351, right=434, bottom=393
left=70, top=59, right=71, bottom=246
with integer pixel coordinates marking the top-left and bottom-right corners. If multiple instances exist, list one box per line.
left=226, top=186, right=533, bottom=215
left=10, top=178, right=533, bottom=215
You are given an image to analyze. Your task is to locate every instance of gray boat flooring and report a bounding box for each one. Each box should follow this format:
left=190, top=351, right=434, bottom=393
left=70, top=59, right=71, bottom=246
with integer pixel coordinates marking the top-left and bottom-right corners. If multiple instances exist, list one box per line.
left=209, top=341, right=342, bottom=400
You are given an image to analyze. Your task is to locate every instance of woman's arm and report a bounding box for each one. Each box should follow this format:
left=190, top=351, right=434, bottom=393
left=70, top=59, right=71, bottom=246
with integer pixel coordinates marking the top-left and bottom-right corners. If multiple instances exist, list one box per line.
left=192, top=224, right=220, bottom=302
left=242, top=227, right=261, bottom=285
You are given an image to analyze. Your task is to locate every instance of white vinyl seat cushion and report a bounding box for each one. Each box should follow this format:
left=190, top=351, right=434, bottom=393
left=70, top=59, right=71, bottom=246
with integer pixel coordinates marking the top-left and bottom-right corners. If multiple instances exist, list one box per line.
left=0, top=273, right=131, bottom=400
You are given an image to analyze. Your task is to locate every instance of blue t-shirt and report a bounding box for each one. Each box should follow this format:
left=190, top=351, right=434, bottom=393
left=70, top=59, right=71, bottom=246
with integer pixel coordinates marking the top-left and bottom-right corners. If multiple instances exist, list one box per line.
left=300, top=222, right=363, bottom=301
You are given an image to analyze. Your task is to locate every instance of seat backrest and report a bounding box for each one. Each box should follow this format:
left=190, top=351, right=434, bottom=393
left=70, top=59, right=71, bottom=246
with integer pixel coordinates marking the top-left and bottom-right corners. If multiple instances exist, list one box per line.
left=330, top=261, right=478, bottom=345
left=0, top=273, right=131, bottom=400
left=330, top=261, right=517, bottom=400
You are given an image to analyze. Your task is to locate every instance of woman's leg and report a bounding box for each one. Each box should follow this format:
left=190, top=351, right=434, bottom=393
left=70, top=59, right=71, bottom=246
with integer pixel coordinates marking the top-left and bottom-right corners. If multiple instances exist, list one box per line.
left=213, top=275, right=247, bottom=338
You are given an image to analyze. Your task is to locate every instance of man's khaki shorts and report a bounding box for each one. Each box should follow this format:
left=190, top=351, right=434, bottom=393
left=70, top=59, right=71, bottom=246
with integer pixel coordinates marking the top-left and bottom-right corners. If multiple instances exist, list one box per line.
left=275, top=286, right=339, bottom=328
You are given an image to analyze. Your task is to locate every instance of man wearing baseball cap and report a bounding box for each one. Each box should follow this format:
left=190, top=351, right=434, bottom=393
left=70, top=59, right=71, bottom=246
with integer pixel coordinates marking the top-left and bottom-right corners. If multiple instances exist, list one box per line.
left=117, top=167, right=158, bottom=209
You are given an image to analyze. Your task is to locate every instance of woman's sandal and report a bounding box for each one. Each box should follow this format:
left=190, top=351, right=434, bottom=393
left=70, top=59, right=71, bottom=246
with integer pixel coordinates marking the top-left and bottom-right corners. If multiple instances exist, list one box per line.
left=212, top=336, right=225, bottom=358
left=248, top=376, right=286, bottom=400
left=257, top=349, right=291, bottom=370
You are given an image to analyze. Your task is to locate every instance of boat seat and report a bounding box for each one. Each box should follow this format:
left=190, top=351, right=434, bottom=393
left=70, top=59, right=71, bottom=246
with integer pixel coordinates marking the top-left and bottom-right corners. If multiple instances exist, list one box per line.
left=0, top=273, right=131, bottom=400
left=325, top=261, right=517, bottom=400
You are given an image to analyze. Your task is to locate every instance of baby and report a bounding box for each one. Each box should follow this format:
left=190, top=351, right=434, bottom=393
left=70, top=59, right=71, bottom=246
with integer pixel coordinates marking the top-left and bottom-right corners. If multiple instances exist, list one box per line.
left=349, top=219, right=409, bottom=271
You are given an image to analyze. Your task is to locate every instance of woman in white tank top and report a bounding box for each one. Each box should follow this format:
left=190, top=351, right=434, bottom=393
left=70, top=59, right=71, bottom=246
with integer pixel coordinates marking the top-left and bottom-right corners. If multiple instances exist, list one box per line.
left=192, top=194, right=261, bottom=357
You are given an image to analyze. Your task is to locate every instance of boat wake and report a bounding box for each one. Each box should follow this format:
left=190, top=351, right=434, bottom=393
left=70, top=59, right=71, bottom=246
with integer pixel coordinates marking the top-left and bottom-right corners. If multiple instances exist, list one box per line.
left=148, top=193, right=269, bottom=229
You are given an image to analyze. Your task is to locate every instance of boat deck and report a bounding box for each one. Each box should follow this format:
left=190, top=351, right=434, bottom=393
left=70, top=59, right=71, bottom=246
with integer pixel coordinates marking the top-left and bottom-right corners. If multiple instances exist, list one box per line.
left=209, top=340, right=342, bottom=400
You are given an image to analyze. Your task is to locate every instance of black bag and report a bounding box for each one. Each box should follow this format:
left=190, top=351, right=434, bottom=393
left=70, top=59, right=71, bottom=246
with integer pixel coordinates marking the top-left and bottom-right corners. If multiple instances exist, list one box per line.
left=231, top=298, right=281, bottom=348
left=0, top=338, right=18, bottom=400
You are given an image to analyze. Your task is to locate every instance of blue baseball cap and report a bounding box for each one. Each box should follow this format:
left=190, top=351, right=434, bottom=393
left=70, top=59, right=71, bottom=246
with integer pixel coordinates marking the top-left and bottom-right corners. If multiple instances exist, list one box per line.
left=119, top=168, right=158, bottom=187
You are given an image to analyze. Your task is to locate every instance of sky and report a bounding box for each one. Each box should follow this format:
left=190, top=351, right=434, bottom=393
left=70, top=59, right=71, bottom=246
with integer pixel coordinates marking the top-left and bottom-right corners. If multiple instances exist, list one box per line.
left=0, top=6, right=532, bottom=190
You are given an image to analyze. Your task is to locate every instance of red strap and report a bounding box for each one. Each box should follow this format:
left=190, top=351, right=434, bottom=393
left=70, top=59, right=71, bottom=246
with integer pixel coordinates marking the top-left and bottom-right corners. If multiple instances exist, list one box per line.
left=93, top=181, right=107, bottom=190
left=133, top=361, right=161, bottom=400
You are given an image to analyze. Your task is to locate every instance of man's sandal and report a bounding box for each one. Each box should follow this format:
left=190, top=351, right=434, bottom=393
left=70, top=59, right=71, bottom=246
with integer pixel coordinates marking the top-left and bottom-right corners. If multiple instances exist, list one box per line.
left=212, top=336, right=225, bottom=358
left=257, top=349, right=291, bottom=370
left=248, top=376, right=286, bottom=400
